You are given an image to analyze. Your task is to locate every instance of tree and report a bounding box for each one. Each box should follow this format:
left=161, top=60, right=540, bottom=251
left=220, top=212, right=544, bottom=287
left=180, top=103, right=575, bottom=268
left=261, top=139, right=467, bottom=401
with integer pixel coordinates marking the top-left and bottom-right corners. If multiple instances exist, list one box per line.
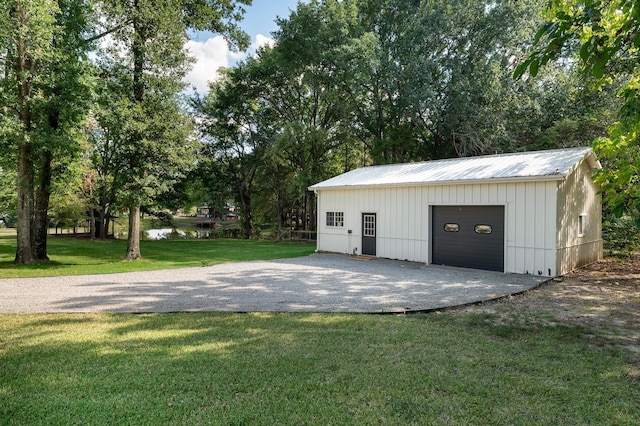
left=514, top=0, right=640, bottom=224
left=0, top=0, right=93, bottom=263
left=194, top=63, right=274, bottom=238
left=1, top=1, right=58, bottom=263
left=86, top=87, right=128, bottom=239
left=0, top=167, right=17, bottom=227
left=261, top=1, right=359, bottom=230
left=96, top=0, right=250, bottom=259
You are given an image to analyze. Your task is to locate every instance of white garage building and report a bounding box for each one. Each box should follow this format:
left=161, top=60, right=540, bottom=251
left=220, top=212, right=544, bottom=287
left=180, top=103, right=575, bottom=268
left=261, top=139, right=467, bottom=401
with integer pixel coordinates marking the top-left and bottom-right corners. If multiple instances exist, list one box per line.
left=309, top=147, right=603, bottom=277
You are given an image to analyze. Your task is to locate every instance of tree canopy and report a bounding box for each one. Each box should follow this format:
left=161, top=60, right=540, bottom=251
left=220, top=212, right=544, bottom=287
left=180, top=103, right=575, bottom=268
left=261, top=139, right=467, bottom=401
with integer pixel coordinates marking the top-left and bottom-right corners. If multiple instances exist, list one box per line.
left=515, top=0, right=640, bottom=225
left=195, top=0, right=615, bottom=236
left=1, top=0, right=251, bottom=262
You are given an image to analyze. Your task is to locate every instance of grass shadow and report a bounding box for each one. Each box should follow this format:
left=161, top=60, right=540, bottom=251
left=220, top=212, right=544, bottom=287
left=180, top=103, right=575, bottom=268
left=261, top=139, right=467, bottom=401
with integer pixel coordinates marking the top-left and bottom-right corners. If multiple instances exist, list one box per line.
left=1, top=312, right=639, bottom=424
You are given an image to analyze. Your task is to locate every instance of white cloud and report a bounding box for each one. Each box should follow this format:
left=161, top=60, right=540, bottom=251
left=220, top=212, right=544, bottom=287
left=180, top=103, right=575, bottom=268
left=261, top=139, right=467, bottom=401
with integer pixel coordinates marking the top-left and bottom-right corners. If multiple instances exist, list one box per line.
left=253, top=34, right=276, bottom=51
left=184, top=36, right=236, bottom=92
left=184, top=34, right=277, bottom=92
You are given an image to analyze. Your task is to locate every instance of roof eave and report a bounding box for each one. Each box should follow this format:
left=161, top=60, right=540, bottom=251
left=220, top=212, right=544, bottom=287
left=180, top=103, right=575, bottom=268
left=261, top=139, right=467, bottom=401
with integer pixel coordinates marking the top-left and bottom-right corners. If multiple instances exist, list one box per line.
left=309, top=174, right=566, bottom=191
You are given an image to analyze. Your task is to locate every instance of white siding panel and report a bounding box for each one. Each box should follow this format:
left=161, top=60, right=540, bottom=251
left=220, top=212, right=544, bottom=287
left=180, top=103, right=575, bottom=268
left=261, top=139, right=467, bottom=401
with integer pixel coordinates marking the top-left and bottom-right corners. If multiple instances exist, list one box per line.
left=497, top=184, right=507, bottom=204
left=555, top=161, right=603, bottom=274
left=464, top=184, right=473, bottom=202
left=487, top=184, right=497, bottom=203
left=407, top=188, right=416, bottom=241
left=525, top=182, right=536, bottom=248
left=513, top=184, right=524, bottom=248
left=535, top=183, right=546, bottom=249
left=545, top=182, right=557, bottom=250
left=501, top=181, right=557, bottom=276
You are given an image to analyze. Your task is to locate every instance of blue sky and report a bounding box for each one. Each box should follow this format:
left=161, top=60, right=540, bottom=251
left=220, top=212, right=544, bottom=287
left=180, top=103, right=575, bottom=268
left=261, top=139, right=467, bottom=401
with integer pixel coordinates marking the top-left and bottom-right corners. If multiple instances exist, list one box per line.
left=240, top=0, right=302, bottom=39
left=185, top=0, right=305, bottom=91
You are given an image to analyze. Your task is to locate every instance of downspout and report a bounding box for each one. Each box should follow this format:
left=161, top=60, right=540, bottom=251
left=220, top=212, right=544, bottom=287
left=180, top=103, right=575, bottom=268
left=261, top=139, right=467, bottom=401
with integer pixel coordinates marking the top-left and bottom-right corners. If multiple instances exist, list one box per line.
left=313, top=189, right=319, bottom=252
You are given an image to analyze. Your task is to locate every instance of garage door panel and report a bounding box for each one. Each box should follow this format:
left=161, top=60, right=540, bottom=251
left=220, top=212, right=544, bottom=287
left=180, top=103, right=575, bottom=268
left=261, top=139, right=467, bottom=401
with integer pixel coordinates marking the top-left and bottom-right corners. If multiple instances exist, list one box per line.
left=432, top=206, right=504, bottom=272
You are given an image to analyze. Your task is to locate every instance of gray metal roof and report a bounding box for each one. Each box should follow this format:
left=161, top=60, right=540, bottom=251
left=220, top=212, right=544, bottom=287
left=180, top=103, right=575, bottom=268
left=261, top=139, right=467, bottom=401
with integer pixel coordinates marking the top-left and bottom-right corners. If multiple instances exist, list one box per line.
left=310, top=147, right=599, bottom=190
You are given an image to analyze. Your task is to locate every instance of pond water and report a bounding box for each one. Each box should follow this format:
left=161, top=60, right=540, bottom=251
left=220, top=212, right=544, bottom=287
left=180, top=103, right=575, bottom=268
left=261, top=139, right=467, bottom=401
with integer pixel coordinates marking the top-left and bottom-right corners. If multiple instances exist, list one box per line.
left=116, top=228, right=215, bottom=240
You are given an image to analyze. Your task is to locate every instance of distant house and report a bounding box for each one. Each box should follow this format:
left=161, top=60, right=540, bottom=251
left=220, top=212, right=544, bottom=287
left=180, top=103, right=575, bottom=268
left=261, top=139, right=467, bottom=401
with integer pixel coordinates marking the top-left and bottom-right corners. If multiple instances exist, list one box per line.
left=309, top=147, right=603, bottom=277
left=196, top=205, right=212, bottom=218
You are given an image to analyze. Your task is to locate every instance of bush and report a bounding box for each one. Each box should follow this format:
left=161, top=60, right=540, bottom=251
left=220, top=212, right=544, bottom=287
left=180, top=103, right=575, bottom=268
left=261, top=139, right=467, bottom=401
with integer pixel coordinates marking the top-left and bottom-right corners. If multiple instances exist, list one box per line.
left=0, top=214, right=16, bottom=228
left=602, top=213, right=640, bottom=255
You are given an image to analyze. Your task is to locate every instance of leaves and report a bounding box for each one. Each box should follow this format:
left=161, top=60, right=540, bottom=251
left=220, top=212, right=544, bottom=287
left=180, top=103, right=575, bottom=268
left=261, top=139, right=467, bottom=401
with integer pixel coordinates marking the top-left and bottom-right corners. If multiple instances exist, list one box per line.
left=519, top=0, right=640, bottom=225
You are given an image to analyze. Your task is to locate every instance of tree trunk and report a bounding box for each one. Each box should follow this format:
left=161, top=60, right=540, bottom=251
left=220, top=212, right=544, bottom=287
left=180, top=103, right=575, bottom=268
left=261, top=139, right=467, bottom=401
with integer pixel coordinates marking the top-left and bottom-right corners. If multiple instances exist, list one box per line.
left=125, top=205, right=142, bottom=260
left=276, top=211, right=283, bottom=242
left=306, top=190, right=316, bottom=232
left=95, top=208, right=106, bottom=239
left=13, top=5, right=37, bottom=264
left=239, top=188, right=253, bottom=239
left=34, top=149, right=53, bottom=261
left=124, top=3, right=145, bottom=258
left=89, top=207, right=95, bottom=241
left=15, top=143, right=37, bottom=264
left=97, top=183, right=109, bottom=239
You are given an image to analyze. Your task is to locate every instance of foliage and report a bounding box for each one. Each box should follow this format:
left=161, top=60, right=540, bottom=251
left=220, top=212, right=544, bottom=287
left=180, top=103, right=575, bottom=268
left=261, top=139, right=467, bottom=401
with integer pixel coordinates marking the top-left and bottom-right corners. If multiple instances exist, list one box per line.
left=0, top=168, right=16, bottom=227
left=0, top=0, right=94, bottom=262
left=191, top=0, right=616, bottom=233
left=194, top=63, right=273, bottom=238
left=0, top=312, right=638, bottom=423
left=514, top=0, right=640, bottom=224
left=93, top=0, right=251, bottom=259
left=602, top=213, right=640, bottom=255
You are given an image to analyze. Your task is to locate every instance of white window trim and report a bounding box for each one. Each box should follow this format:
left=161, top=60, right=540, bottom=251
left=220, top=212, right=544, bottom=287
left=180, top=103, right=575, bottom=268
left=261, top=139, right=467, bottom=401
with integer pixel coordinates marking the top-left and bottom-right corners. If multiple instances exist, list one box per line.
left=578, top=214, right=587, bottom=237
left=326, top=211, right=344, bottom=227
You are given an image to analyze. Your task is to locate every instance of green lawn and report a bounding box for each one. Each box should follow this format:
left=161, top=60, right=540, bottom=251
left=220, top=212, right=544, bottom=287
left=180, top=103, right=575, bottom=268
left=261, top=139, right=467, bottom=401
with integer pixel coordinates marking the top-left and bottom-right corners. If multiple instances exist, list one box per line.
left=0, top=312, right=638, bottom=425
left=0, top=234, right=316, bottom=278
left=1, top=231, right=638, bottom=423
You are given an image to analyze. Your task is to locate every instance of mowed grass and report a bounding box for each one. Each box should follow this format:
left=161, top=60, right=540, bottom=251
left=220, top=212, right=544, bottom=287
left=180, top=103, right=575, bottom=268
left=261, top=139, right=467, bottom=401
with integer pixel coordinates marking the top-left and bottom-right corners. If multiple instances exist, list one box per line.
left=0, top=312, right=638, bottom=425
left=0, top=234, right=316, bottom=278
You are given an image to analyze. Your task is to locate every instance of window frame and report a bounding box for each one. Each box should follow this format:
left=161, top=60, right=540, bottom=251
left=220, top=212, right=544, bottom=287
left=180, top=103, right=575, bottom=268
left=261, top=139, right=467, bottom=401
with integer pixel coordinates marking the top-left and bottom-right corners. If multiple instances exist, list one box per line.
left=474, top=224, right=493, bottom=234
left=578, top=214, right=587, bottom=236
left=326, top=211, right=344, bottom=228
left=444, top=223, right=460, bottom=232
left=363, top=214, right=375, bottom=237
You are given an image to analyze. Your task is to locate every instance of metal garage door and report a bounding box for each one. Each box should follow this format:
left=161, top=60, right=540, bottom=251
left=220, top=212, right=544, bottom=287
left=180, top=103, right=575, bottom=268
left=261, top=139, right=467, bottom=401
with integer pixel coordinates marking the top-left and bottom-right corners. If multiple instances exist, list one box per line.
left=432, top=206, right=504, bottom=272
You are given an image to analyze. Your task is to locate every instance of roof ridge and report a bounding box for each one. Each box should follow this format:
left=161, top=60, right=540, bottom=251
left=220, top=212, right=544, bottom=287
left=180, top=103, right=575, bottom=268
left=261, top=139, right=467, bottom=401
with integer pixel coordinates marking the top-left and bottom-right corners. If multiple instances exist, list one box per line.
left=362, top=146, right=592, bottom=170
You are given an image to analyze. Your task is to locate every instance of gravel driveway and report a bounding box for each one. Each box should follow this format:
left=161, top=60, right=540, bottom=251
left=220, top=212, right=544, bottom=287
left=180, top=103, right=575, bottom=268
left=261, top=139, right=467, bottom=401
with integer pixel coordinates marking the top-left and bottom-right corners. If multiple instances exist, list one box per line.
left=0, top=253, right=547, bottom=314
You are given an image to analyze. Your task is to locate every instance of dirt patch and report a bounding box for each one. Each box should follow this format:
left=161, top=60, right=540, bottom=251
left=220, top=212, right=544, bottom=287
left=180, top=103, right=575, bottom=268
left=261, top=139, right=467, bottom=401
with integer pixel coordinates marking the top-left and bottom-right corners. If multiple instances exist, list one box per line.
left=462, top=255, right=640, bottom=354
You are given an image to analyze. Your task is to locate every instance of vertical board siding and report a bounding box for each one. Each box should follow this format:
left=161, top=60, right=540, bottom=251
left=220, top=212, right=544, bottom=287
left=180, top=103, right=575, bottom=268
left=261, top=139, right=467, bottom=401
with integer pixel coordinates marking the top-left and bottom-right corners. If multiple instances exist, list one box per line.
left=315, top=156, right=599, bottom=277
left=555, top=161, right=603, bottom=275
left=316, top=180, right=558, bottom=274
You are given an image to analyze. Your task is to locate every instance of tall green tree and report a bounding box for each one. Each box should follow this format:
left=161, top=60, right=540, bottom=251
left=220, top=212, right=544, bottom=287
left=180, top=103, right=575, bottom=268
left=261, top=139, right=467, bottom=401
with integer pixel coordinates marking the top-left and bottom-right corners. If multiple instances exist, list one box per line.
left=260, top=1, right=360, bottom=230
left=0, top=0, right=92, bottom=263
left=96, top=0, right=250, bottom=259
left=194, top=64, right=273, bottom=238
left=514, top=0, right=640, bottom=224
left=86, top=85, right=129, bottom=240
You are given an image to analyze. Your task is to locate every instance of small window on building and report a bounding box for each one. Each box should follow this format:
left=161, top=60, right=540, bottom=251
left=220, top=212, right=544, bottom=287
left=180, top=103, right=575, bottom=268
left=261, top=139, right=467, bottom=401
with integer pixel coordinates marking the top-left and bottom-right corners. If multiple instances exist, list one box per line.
left=326, top=212, right=335, bottom=227
left=326, top=211, right=344, bottom=227
left=579, top=214, right=587, bottom=236
left=474, top=224, right=492, bottom=234
left=363, top=214, right=375, bottom=237
left=444, top=223, right=460, bottom=232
